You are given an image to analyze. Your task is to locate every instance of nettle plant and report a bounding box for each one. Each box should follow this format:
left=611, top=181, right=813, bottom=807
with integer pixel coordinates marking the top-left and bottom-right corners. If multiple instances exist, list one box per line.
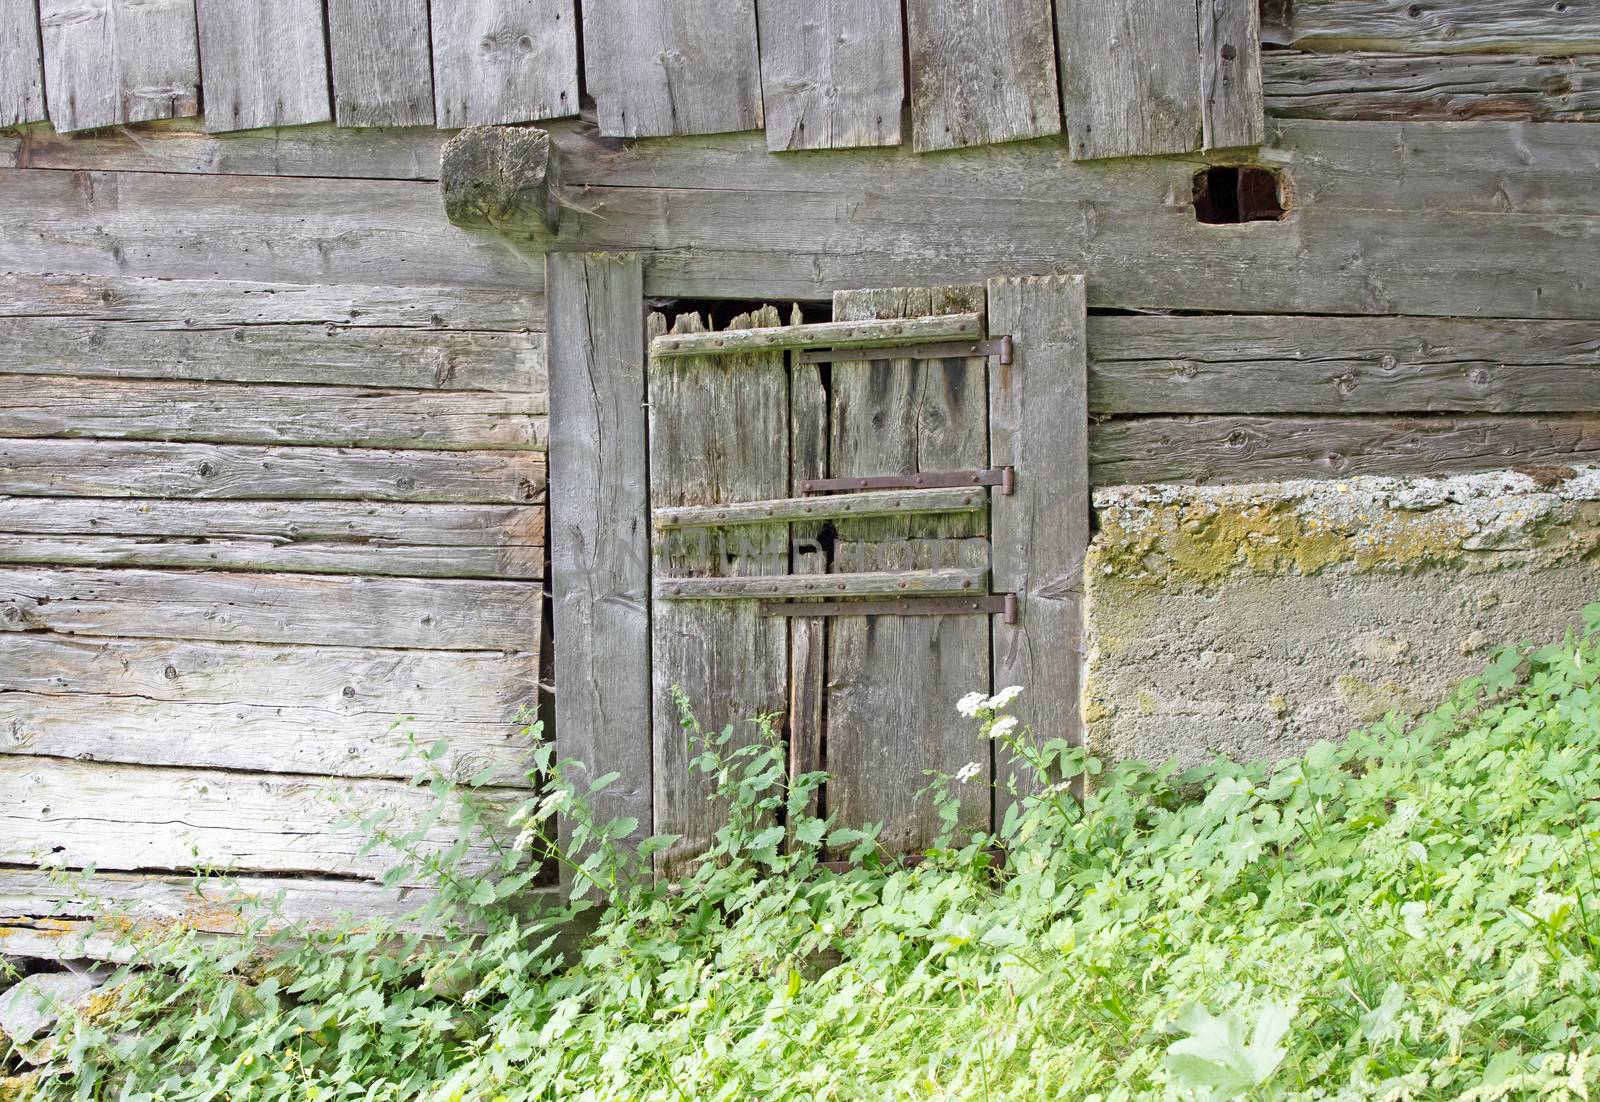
left=10, top=606, right=1600, bottom=1101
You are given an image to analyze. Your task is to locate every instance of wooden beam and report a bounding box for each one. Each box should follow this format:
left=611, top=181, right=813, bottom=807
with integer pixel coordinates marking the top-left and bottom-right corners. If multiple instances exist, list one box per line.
left=196, top=0, right=332, bottom=132
left=1280, top=0, right=1600, bottom=54
left=656, top=567, right=988, bottom=600
left=650, top=313, right=984, bottom=358
left=1, top=0, right=47, bottom=125
left=2, top=439, right=546, bottom=504
left=1199, top=0, right=1266, bottom=149
left=430, top=0, right=579, bottom=128
left=328, top=0, right=435, bottom=127
left=987, top=273, right=1088, bottom=805
left=546, top=253, right=653, bottom=867
left=755, top=0, right=903, bottom=150
left=38, top=0, right=200, bottom=133
left=653, top=487, right=986, bottom=529
left=907, top=0, right=1060, bottom=152
left=583, top=0, right=763, bottom=138
left=1057, top=0, right=1201, bottom=160
left=441, top=126, right=563, bottom=234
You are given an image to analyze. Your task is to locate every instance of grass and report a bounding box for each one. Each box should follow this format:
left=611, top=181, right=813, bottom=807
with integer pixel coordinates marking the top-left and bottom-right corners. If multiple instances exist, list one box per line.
left=5, top=606, right=1600, bottom=1100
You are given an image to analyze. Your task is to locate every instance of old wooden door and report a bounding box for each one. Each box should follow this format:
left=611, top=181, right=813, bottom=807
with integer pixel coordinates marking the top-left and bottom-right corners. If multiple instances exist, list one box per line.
left=642, top=276, right=1087, bottom=877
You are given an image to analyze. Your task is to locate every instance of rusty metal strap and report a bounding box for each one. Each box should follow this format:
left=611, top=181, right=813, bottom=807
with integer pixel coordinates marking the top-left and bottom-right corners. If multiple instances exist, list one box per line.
left=796, top=335, right=1012, bottom=365
left=798, top=467, right=1014, bottom=495
left=759, top=594, right=1017, bottom=624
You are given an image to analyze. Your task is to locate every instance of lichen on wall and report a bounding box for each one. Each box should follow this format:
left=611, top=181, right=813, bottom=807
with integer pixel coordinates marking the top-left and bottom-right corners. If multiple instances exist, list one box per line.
left=1084, top=467, right=1600, bottom=767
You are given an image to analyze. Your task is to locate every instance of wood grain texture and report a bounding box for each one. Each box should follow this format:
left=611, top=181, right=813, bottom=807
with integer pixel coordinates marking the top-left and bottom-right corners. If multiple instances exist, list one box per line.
left=39, top=0, right=200, bottom=132
left=1199, top=0, right=1265, bottom=149
left=1281, top=0, right=1600, bottom=54
left=0, top=567, right=541, bottom=650
left=649, top=308, right=789, bottom=878
left=0, top=497, right=543, bottom=578
left=196, top=0, right=331, bottom=132
left=583, top=0, right=763, bottom=138
left=1088, top=315, right=1600, bottom=415
left=2, top=0, right=47, bottom=125
left=657, top=567, right=987, bottom=600
left=0, top=316, right=543, bottom=391
left=430, top=0, right=579, bottom=128
left=1057, top=0, right=1200, bottom=160
left=0, top=375, right=545, bottom=452
left=0, top=272, right=543, bottom=331
left=788, top=304, right=826, bottom=822
left=755, top=0, right=902, bottom=150
left=1264, top=50, right=1600, bottom=123
left=2, top=439, right=546, bottom=503
left=650, top=312, right=983, bottom=357
left=0, top=169, right=541, bottom=291
left=655, top=487, right=986, bottom=529
left=987, top=274, right=1087, bottom=806
left=1, top=756, right=517, bottom=879
left=907, top=0, right=1059, bottom=152
left=826, top=286, right=991, bottom=854
left=328, top=0, right=435, bottom=127
left=546, top=254, right=653, bottom=866
left=1, top=634, right=538, bottom=783
left=1089, top=415, right=1600, bottom=486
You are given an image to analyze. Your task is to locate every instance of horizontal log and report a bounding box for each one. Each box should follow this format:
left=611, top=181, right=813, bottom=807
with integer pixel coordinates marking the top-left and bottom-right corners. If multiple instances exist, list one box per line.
left=0, top=168, right=537, bottom=291
left=1089, top=414, right=1600, bottom=486
left=650, top=313, right=984, bottom=358
left=1278, top=0, right=1600, bottom=55
left=653, top=487, right=986, bottom=529
left=1264, top=50, right=1600, bottom=123
left=8, top=118, right=450, bottom=178
left=2, top=440, right=546, bottom=503
left=0, top=756, right=520, bottom=879
left=0, top=498, right=542, bottom=578
left=0, top=316, right=543, bottom=391
left=1088, top=315, right=1600, bottom=414
left=0, top=271, right=544, bottom=331
left=0, top=567, right=541, bottom=649
left=655, top=567, right=988, bottom=600
left=0, top=375, right=547, bottom=452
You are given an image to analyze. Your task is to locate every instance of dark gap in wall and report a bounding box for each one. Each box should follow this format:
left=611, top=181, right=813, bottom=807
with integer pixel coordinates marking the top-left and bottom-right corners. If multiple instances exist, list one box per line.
left=537, top=495, right=557, bottom=887
left=1193, top=166, right=1289, bottom=225
left=649, top=297, right=829, bottom=330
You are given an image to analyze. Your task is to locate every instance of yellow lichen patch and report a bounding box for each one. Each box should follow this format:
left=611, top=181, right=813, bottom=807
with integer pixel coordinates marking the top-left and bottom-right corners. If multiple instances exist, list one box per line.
left=1334, top=675, right=1425, bottom=724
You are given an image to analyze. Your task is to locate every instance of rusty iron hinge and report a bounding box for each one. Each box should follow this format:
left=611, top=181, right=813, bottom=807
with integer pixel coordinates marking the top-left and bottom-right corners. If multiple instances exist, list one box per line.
left=798, top=466, right=1014, bottom=496
left=759, top=594, right=1017, bottom=624
left=796, top=335, right=1012, bottom=365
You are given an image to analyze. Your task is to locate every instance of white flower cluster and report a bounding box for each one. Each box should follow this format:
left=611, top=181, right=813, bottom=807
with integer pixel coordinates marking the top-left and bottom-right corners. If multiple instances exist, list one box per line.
left=955, top=685, right=1025, bottom=718
left=955, top=761, right=983, bottom=784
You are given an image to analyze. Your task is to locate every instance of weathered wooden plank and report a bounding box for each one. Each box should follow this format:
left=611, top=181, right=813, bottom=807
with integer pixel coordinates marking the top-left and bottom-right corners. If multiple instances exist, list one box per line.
left=1264, top=50, right=1600, bottom=123
left=1199, top=0, right=1265, bottom=149
left=0, top=375, right=546, bottom=452
left=0, top=757, right=516, bottom=878
left=1057, top=0, right=1200, bottom=160
left=907, top=0, right=1059, bottom=152
left=546, top=254, right=652, bottom=865
left=755, top=0, right=902, bottom=151
left=1281, top=0, right=1600, bottom=55
left=1, top=0, right=47, bottom=125
left=0, top=272, right=544, bottom=331
left=39, top=0, right=200, bottom=132
left=0, top=169, right=540, bottom=291
left=0, top=567, right=541, bottom=650
left=1089, top=415, right=1600, bottom=486
left=431, top=0, right=578, bottom=128
left=1088, top=315, right=1600, bottom=415
left=0, top=316, right=543, bottom=392
left=328, top=0, right=435, bottom=128
left=651, top=313, right=984, bottom=357
left=9, top=118, right=450, bottom=179
left=195, top=0, right=331, bottom=132
left=826, top=286, right=992, bottom=854
left=649, top=308, right=789, bottom=879
left=788, top=304, right=826, bottom=822
left=442, top=126, right=563, bottom=236
left=2, top=637, right=537, bottom=782
left=657, top=566, right=987, bottom=600
left=583, top=0, right=763, bottom=138
left=2, top=439, right=546, bottom=504
left=987, top=274, right=1087, bottom=807
left=0, top=498, right=543, bottom=578
left=654, top=487, right=986, bottom=529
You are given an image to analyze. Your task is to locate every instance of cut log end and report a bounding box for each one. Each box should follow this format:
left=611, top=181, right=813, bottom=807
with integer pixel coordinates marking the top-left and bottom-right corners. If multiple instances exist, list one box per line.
left=440, top=126, right=562, bottom=235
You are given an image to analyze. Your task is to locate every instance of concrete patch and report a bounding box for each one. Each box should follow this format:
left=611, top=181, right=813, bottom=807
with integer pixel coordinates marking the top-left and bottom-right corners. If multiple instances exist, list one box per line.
left=1084, top=467, right=1600, bottom=767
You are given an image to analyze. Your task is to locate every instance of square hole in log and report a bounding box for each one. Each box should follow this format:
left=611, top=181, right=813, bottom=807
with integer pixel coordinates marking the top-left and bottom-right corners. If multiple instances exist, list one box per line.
left=1193, top=166, right=1288, bottom=224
